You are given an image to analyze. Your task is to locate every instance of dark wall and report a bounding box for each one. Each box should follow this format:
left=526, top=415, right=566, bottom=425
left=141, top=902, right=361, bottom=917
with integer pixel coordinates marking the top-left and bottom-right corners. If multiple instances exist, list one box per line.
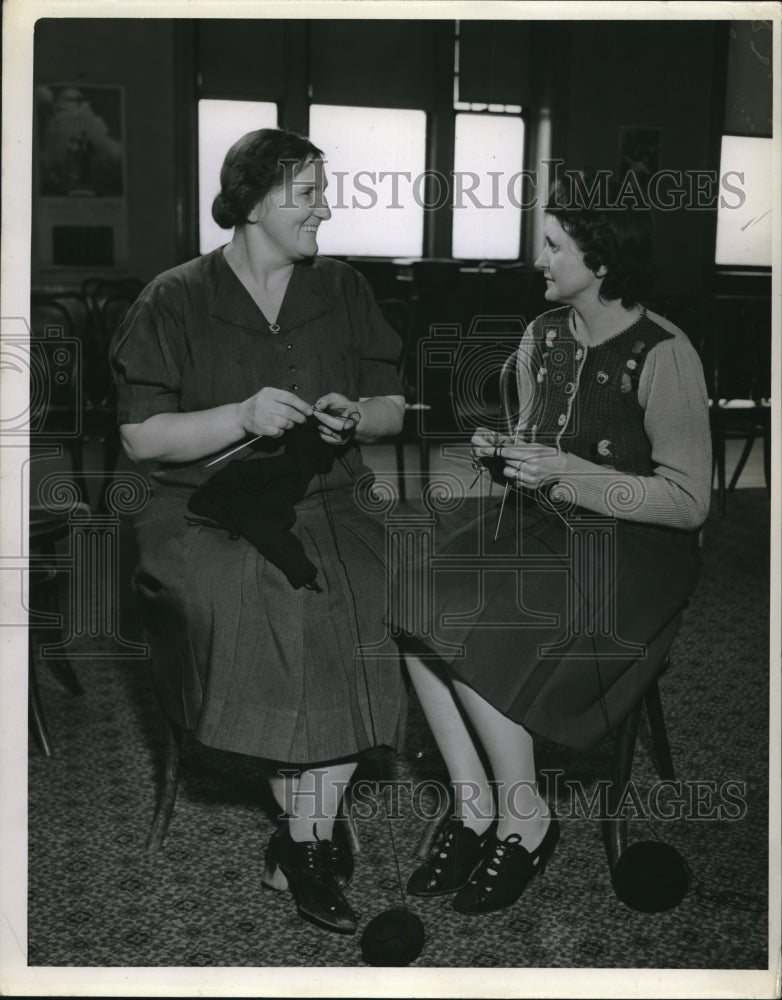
left=559, top=21, right=723, bottom=296
left=31, top=17, right=756, bottom=300
left=32, top=18, right=177, bottom=287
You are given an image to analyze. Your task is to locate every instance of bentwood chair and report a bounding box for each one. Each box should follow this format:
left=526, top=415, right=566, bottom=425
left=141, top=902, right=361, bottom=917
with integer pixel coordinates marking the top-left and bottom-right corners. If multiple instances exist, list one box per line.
left=28, top=505, right=90, bottom=755
left=81, top=278, right=145, bottom=510
left=708, top=295, right=771, bottom=514
left=144, top=706, right=362, bottom=857
left=29, top=293, right=88, bottom=504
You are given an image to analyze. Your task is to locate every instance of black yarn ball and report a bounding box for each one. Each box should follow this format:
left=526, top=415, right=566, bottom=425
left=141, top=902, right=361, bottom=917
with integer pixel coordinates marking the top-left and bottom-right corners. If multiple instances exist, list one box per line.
left=612, top=841, right=689, bottom=912
left=360, top=909, right=425, bottom=966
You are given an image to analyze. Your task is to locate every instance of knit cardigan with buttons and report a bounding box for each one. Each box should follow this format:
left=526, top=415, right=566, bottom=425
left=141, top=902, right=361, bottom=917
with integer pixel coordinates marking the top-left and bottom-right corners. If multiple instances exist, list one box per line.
left=512, top=307, right=712, bottom=529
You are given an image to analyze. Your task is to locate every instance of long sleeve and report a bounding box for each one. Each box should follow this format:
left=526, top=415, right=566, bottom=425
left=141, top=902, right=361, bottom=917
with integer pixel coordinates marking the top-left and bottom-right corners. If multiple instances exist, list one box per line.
left=554, top=323, right=712, bottom=528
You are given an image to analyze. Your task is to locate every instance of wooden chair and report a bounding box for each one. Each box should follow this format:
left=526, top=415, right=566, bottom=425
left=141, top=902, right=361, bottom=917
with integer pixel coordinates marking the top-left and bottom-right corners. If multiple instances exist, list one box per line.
left=412, top=655, right=680, bottom=899
left=649, top=294, right=771, bottom=515
left=28, top=506, right=90, bottom=755
left=80, top=278, right=144, bottom=509
left=709, top=295, right=771, bottom=514
left=29, top=293, right=88, bottom=504
left=144, top=707, right=362, bottom=857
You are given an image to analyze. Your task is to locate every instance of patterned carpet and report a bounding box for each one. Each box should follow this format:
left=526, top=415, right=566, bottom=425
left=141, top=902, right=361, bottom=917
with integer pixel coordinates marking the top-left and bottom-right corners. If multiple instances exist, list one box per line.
left=25, top=488, right=771, bottom=974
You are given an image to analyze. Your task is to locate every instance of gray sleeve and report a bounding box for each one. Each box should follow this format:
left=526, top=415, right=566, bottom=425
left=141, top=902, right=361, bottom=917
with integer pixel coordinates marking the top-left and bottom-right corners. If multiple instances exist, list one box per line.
left=556, top=326, right=712, bottom=528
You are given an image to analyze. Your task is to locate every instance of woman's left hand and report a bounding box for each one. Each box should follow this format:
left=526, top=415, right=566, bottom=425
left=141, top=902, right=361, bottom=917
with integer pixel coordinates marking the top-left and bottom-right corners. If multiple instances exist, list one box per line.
left=312, top=392, right=362, bottom=446
left=479, top=441, right=567, bottom=490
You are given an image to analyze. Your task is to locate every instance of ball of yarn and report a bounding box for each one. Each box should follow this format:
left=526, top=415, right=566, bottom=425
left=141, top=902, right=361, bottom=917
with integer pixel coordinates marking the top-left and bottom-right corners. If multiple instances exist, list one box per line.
left=612, top=841, right=689, bottom=912
left=360, top=908, right=425, bottom=966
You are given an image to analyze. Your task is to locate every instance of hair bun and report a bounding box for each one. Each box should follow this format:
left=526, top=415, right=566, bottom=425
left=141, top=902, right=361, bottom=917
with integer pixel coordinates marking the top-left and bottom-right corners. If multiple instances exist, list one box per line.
left=212, top=192, right=237, bottom=229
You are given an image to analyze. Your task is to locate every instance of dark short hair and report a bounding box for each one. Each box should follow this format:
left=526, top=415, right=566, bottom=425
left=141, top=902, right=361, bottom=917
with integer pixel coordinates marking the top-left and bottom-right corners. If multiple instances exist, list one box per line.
left=545, top=170, right=656, bottom=308
left=212, top=128, right=324, bottom=229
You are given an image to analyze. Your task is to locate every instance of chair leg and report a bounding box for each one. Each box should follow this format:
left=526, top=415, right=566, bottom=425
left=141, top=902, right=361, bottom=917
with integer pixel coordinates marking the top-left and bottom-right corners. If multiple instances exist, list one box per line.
left=97, top=428, right=123, bottom=513
left=763, top=422, right=771, bottom=490
left=37, top=572, right=84, bottom=695
left=727, top=431, right=756, bottom=491
left=146, top=712, right=183, bottom=854
left=395, top=441, right=407, bottom=503
left=339, top=781, right=361, bottom=857
left=65, top=439, right=92, bottom=507
left=644, top=679, right=675, bottom=781
left=29, top=635, right=53, bottom=757
left=604, top=700, right=643, bottom=871
left=413, top=798, right=449, bottom=861
left=419, top=438, right=430, bottom=494
left=713, top=420, right=727, bottom=515
left=46, top=659, right=84, bottom=696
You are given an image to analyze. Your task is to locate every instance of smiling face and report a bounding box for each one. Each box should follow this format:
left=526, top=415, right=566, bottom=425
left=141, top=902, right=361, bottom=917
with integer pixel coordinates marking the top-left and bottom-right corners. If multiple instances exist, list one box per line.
left=535, top=215, right=606, bottom=306
left=254, top=158, right=331, bottom=263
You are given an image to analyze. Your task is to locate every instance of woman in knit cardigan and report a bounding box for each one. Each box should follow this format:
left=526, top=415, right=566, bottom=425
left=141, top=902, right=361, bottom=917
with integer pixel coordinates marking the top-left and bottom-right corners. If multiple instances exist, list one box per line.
left=398, top=171, right=712, bottom=915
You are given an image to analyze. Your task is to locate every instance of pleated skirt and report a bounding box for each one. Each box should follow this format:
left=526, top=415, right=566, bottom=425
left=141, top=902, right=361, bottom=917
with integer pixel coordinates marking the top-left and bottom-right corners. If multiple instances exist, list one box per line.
left=394, top=491, right=701, bottom=752
left=131, top=466, right=407, bottom=765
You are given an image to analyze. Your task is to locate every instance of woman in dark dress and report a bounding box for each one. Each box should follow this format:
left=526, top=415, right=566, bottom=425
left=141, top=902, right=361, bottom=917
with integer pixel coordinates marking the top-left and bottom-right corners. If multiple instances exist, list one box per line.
left=110, top=129, right=406, bottom=935
left=400, top=174, right=712, bottom=914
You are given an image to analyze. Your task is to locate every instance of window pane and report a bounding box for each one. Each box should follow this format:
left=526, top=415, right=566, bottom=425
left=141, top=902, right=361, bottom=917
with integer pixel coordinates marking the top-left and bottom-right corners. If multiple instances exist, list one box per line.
left=715, top=135, right=772, bottom=267
left=452, top=113, right=524, bottom=260
left=198, top=99, right=278, bottom=254
left=309, top=105, right=426, bottom=257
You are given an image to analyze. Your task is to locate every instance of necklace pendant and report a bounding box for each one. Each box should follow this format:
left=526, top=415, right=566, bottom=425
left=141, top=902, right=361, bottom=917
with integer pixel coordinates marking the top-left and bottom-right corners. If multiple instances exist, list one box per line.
left=269, top=322, right=281, bottom=334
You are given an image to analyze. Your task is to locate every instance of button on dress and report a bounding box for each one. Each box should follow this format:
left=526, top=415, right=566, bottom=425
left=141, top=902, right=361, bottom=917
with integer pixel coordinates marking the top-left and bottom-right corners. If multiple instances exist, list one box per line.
left=394, top=307, right=711, bottom=752
left=111, top=250, right=407, bottom=763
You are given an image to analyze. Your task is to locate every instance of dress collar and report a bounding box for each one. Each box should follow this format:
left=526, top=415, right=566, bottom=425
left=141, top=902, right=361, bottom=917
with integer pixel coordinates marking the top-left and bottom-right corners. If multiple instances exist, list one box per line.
left=210, top=249, right=331, bottom=334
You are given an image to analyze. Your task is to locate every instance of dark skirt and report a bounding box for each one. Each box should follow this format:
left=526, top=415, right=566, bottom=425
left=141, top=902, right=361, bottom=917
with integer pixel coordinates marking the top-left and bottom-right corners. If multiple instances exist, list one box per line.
left=394, top=491, right=701, bottom=752
left=131, top=462, right=407, bottom=765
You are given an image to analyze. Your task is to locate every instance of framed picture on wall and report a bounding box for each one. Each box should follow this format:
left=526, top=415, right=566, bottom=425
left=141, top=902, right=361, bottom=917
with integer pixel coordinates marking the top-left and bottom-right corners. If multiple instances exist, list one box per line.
left=33, top=83, right=128, bottom=268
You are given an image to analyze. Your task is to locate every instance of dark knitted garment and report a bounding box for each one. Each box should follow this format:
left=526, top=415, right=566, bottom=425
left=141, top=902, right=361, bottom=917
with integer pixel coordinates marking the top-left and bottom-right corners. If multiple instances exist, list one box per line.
left=523, top=308, right=673, bottom=474
left=187, top=423, right=336, bottom=591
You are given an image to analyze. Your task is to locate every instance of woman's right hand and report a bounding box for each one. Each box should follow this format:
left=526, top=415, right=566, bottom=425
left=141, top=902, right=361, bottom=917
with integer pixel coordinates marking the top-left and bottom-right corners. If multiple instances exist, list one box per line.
left=237, top=387, right=314, bottom=438
left=470, top=426, right=511, bottom=460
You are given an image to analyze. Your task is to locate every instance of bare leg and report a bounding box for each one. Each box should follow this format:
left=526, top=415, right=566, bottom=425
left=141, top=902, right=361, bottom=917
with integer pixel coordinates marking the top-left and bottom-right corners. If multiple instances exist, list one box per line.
left=266, top=761, right=356, bottom=840
left=453, top=679, right=550, bottom=848
left=288, top=762, right=357, bottom=841
left=405, top=652, right=494, bottom=833
left=267, top=769, right=296, bottom=814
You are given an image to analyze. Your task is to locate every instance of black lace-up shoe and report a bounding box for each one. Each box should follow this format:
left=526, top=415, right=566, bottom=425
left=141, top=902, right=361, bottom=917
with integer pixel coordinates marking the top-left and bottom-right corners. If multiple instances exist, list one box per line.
left=407, top=819, right=492, bottom=897
left=262, top=825, right=357, bottom=934
left=452, top=819, right=560, bottom=914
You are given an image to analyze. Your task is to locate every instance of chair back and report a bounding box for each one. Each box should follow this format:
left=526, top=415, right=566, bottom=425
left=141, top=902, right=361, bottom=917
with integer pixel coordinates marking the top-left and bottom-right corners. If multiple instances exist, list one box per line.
left=377, top=297, right=414, bottom=391
left=647, top=296, right=716, bottom=399
left=712, top=295, right=771, bottom=403
left=29, top=294, right=81, bottom=437
left=80, top=277, right=143, bottom=409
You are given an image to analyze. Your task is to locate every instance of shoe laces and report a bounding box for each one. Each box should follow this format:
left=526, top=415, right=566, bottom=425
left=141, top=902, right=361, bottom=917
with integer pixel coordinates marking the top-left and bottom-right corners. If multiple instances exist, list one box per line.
left=478, top=833, right=523, bottom=892
left=430, top=822, right=462, bottom=873
left=299, top=837, right=332, bottom=878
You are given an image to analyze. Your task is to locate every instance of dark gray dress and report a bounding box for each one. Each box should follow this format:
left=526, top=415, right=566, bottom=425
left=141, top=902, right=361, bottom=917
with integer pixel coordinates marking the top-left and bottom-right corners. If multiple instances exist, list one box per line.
left=110, top=250, right=407, bottom=764
left=395, top=309, right=709, bottom=752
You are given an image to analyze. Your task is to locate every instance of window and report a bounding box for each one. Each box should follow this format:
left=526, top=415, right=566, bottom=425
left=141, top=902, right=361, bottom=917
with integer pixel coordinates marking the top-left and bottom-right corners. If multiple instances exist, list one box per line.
left=308, top=104, right=427, bottom=257
left=452, top=113, right=525, bottom=260
left=451, top=22, right=526, bottom=260
left=715, top=134, right=773, bottom=268
left=198, top=99, right=278, bottom=254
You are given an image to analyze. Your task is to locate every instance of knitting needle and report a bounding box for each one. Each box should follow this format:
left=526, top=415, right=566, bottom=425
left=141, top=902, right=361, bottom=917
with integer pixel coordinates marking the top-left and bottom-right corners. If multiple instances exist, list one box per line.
left=493, top=421, right=524, bottom=542
left=204, top=434, right=263, bottom=468
left=203, top=398, right=353, bottom=468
